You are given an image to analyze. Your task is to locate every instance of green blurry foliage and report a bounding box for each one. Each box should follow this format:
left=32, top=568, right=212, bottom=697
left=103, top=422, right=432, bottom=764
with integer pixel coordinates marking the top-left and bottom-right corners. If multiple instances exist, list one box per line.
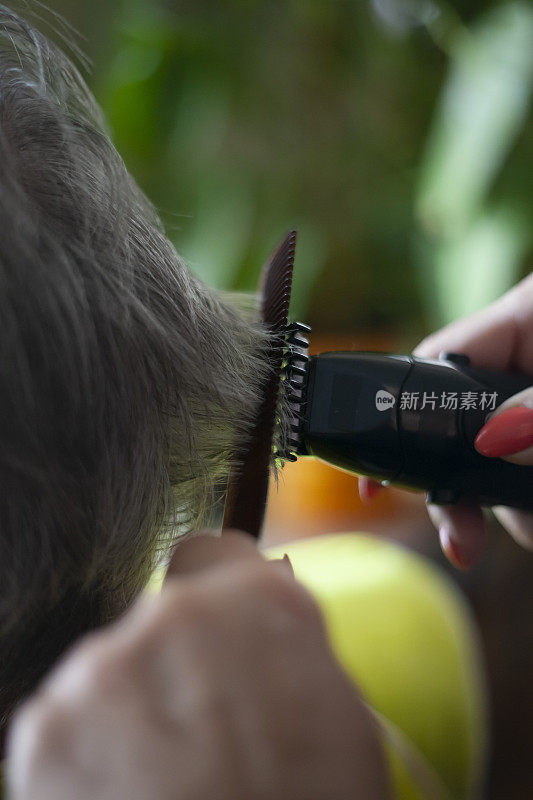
left=416, top=1, right=533, bottom=325
left=40, top=0, right=533, bottom=336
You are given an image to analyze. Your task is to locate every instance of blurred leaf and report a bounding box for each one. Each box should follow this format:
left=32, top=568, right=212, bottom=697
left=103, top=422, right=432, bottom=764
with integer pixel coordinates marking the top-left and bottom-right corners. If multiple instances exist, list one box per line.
left=416, top=1, right=533, bottom=326
left=180, top=172, right=254, bottom=288
left=416, top=203, right=530, bottom=324
left=86, top=0, right=533, bottom=334
left=371, top=0, right=441, bottom=36
left=288, top=223, right=327, bottom=320
left=417, top=2, right=533, bottom=236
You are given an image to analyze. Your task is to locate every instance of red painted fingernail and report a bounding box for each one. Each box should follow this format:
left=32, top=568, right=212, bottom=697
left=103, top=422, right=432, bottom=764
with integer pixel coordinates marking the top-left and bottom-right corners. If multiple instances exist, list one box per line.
left=358, top=477, right=382, bottom=502
left=439, top=527, right=470, bottom=570
left=475, top=406, right=533, bottom=457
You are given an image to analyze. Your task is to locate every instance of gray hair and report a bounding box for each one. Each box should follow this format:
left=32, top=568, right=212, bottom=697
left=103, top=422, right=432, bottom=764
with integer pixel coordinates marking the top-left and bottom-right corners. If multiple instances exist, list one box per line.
left=0, top=6, right=275, bottom=727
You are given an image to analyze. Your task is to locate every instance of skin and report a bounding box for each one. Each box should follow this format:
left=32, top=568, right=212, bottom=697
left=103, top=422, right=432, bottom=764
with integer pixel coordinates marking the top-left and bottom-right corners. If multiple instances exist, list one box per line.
left=6, top=531, right=391, bottom=800
left=413, top=272, right=533, bottom=562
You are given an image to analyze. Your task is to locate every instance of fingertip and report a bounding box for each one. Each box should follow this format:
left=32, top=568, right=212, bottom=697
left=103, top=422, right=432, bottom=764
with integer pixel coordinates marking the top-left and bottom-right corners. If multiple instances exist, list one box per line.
left=427, top=503, right=487, bottom=570
left=282, top=553, right=295, bottom=577
left=493, top=507, right=533, bottom=552
left=474, top=406, right=533, bottom=459
left=268, top=553, right=295, bottom=579
left=358, top=477, right=382, bottom=502
left=439, top=526, right=470, bottom=570
left=165, top=528, right=259, bottom=581
left=500, top=445, right=533, bottom=465
left=412, top=339, right=438, bottom=359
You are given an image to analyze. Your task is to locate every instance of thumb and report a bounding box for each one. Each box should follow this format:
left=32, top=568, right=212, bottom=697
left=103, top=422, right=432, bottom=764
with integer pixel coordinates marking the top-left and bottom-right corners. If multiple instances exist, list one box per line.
left=164, top=529, right=293, bottom=584
left=475, top=387, right=533, bottom=465
left=164, top=529, right=262, bottom=583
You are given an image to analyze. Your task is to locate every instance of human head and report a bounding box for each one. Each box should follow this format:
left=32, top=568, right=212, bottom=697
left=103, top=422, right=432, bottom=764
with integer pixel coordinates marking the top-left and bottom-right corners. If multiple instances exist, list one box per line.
left=0, top=6, right=272, bottom=728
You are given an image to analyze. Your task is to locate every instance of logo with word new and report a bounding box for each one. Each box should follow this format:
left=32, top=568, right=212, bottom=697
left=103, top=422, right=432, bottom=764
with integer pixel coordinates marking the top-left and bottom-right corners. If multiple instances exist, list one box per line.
left=375, top=390, right=396, bottom=411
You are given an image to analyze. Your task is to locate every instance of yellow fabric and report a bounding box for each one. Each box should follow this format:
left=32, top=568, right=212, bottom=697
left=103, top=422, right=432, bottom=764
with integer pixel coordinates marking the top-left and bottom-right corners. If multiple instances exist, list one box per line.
left=267, top=534, right=487, bottom=800
left=377, top=710, right=454, bottom=800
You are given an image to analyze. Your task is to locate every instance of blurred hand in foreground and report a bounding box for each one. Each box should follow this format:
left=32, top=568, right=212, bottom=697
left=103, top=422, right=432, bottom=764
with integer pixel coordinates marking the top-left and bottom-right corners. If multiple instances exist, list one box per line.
left=6, top=531, right=390, bottom=800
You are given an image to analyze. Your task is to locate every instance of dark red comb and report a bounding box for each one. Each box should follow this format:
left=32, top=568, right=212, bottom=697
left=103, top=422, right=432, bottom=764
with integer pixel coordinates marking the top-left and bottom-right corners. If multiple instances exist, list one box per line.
left=222, top=230, right=297, bottom=537
left=259, top=229, right=297, bottom=334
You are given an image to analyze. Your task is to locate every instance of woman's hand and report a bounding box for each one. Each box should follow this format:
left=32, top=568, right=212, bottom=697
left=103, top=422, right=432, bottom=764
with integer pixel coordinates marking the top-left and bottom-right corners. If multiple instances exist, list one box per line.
left=414, top=273, right=533, bottom=567
left=360, top=273, right=533, bottom=566
left=6, top=531, right=390, bottom=800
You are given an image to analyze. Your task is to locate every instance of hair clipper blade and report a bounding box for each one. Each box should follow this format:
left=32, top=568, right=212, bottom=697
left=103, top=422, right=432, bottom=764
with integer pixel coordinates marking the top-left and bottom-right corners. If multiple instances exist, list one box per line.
left=279, top=322, right=311, bottom=462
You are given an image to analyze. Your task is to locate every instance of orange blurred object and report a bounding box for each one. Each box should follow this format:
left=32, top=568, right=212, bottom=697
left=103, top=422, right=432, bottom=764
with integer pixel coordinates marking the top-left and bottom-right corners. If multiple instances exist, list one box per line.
left=263, top=457, right=425, bottom=544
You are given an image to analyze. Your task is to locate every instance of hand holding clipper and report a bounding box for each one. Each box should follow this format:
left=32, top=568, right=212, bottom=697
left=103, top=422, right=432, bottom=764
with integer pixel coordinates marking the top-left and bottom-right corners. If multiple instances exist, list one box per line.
left=412, top=277, right=533, bottom=564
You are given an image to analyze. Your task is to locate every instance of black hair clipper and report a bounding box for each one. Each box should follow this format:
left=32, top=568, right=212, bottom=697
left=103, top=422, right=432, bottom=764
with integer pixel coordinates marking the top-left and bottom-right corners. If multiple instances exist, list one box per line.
left=283, top=326, right=533, bottom=511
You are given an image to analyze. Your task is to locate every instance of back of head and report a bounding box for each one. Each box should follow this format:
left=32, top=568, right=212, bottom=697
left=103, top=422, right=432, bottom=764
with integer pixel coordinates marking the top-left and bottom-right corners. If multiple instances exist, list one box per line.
left=0, top=6, right=270, bottom=728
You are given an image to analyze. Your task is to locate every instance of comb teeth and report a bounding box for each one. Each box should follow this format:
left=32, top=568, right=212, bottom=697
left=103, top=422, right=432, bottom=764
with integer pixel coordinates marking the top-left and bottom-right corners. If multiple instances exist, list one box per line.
left=279, top=322, right=311, bottom=462
left=261, top=230, right=297, bottom=333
